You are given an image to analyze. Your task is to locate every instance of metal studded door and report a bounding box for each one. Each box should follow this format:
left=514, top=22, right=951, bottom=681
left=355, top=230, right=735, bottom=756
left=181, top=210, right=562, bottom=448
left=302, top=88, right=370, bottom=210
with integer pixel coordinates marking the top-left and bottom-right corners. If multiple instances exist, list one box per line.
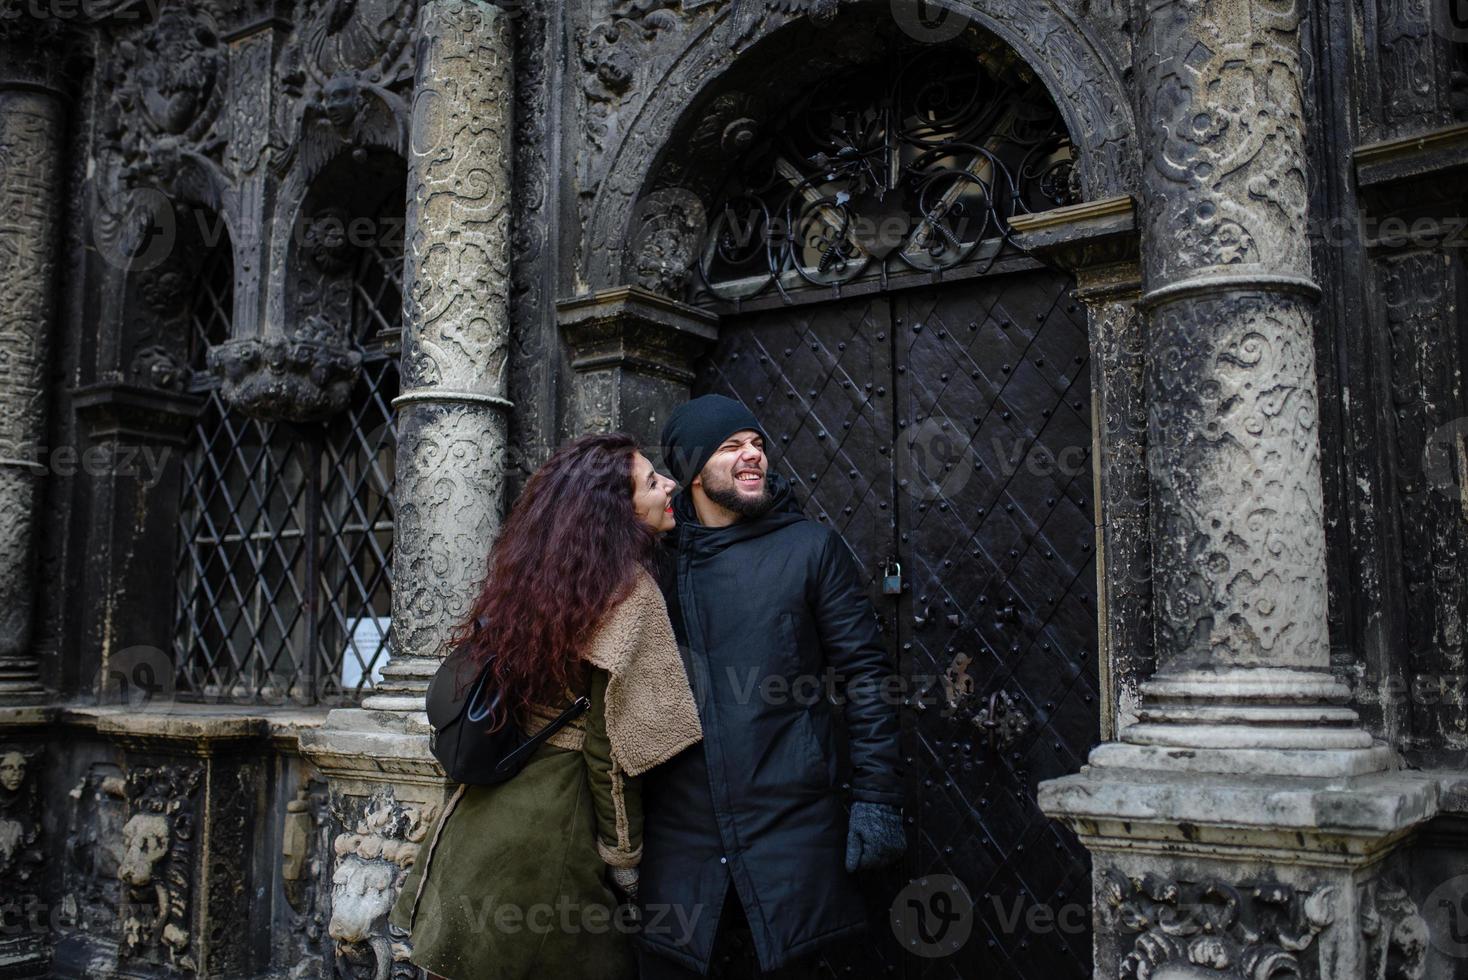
left=692, top=268, right=1097, bottom=979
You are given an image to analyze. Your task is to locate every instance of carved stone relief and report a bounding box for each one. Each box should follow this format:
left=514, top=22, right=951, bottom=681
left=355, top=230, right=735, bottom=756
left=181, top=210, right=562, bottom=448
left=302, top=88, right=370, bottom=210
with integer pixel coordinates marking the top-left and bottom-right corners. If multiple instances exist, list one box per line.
left=1361, top=878, right=1428, bottom=980
left=281, top=777, right=333, bottom=977
left=117, top=764, right=204, bottom=973
left=1101, top=869, right=1336, bottom=980
left=374, top=0, right=515, bottom=709
left=1379, top=249, right=1468, bottom=759
left=59, top=765, right=128, bottom=971
left=507, top=0, right=557, bottom=480
left=1144, top=292, right=1329, bottom=672
left=328, top=788, right=437, bottom=980
left=0, top=747, right=42, bottom=888
left=1137, top=0, right=1312, bottom=287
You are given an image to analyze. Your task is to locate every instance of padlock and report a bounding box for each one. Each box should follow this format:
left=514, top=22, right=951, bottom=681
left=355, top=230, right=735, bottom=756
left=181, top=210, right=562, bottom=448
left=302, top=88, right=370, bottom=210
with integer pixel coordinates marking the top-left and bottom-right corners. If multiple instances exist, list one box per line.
left=882, top=561, right=903, bottom=595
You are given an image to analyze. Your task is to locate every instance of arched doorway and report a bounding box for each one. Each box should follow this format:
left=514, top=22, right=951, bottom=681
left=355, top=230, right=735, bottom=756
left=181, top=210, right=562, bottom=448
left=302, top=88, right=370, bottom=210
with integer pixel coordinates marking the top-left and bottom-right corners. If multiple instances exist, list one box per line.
left=683, top=29, right=1098, bottom=979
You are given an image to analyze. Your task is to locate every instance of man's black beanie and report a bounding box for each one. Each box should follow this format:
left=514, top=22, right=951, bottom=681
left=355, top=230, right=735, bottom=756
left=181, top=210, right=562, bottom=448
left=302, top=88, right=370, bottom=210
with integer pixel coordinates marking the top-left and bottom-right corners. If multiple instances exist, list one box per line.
left=660, top=394, right=768, bottom=486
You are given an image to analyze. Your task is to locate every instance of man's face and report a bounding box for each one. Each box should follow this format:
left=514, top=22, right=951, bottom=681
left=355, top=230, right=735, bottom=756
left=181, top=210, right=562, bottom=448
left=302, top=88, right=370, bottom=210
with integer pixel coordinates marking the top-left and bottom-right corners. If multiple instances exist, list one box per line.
left=694, top=429, right=770, bottom=517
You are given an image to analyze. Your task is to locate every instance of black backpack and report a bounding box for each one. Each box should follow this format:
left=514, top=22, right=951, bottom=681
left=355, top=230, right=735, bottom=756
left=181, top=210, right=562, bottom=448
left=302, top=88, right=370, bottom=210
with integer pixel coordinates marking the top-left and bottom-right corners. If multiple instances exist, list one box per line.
left=426, top=642, right=590, bottom=785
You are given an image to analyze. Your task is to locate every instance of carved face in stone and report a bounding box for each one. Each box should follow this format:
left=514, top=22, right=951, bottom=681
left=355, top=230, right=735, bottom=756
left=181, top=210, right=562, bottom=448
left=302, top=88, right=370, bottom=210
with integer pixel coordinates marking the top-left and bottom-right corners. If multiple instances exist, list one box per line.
left=119, top=812, right=171, bottom=888
left=0, top=752, right=25, bottom=793
left=328, top=855, right=397, bottom=944
left=323, top=75, right=362, bottom=129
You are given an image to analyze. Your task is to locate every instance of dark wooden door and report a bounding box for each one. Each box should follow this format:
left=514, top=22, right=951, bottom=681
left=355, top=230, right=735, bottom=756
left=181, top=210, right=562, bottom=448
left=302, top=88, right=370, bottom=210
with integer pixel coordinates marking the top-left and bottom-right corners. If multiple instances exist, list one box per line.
left=691, top=269, right=1097, bottom=979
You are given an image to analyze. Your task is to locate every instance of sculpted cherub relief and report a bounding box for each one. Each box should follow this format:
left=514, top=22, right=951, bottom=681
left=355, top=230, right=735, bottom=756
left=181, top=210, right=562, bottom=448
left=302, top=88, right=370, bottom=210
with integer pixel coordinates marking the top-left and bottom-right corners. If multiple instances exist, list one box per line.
left=0, top=748, right=41, bottom=886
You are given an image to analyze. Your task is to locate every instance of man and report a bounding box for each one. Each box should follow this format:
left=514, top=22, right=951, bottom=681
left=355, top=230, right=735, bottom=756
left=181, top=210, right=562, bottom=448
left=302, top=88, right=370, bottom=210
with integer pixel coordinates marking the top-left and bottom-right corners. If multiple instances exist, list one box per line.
left=636, top=394, right=905, bottom=977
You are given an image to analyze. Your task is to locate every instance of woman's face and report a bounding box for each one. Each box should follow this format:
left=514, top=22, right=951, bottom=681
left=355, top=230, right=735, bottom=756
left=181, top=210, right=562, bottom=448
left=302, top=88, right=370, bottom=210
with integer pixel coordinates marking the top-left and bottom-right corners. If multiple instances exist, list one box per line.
left=630, top=451, right=678, bottom=533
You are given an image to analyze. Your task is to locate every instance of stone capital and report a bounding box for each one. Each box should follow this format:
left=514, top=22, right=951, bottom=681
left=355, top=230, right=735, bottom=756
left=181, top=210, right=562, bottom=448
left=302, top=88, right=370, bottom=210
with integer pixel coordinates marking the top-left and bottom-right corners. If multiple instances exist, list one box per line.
left=72, top=381, right=205, bottom=446
left=557, top=285, right=719, bottom=385
left=556, top=285, right=719, bottom=446
left=1009, top=195, right=1140, bottom=301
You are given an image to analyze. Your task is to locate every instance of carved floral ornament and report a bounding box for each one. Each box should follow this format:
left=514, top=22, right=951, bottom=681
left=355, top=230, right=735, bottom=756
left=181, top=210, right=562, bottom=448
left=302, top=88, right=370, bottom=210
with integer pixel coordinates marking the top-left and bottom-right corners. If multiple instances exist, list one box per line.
left=1101, top=870, right=1337, bottom=980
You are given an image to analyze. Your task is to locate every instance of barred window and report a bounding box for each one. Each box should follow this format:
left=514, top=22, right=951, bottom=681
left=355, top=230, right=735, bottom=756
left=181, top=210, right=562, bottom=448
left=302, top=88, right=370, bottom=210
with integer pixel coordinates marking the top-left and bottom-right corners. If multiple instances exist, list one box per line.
left=172, top=214, right=403, bottom=705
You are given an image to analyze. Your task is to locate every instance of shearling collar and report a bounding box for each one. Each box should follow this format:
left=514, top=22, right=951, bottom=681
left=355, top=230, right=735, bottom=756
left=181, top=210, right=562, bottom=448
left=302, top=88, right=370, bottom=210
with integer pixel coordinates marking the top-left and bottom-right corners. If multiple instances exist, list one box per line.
left=580, top=569, right=702, bottom=776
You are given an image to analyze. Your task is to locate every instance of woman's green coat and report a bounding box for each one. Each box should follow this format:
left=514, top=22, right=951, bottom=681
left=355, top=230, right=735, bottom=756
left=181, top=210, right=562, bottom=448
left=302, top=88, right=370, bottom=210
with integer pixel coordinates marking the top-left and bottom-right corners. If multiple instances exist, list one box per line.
left=389, top=571, right=701, bottom=980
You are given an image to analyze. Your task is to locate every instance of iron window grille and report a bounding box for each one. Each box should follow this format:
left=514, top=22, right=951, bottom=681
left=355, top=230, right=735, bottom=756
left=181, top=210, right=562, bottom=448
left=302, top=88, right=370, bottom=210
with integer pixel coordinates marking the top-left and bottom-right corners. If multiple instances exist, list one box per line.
left=172, top=231, right=403, bottom=705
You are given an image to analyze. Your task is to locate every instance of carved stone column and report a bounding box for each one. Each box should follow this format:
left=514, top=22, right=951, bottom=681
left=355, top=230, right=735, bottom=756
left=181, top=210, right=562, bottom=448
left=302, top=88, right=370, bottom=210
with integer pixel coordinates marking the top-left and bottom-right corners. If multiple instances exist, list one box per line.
left=1038, top=6, right=1441, bottom=978
left=360, top=0, right=515, bottom=715
left=1089, top=0, right=1385, bottom=777
left=556, top=286, right=718, bottom=449
left=300, top=4, right=513, bottom=975
left=0, top=28, right=68, bottom=702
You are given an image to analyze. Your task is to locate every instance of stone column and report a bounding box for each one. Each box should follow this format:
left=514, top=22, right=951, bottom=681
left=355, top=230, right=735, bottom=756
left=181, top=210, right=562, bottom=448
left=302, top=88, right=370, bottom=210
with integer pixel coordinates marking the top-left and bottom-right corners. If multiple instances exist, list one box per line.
left=363, top=0, right=515, bottom=715
left=300, top=5, right=513, bottom=976
left=0, top=29, right=67, bottom=702
left=1038, top=6, right=1441, bottom=978
left=1090, top=0, right=1386, bottom=776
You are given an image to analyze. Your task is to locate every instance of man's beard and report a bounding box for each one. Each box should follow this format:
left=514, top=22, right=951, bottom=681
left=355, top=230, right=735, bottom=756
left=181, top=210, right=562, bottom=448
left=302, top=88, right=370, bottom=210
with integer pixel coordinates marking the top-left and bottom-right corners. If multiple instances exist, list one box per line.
left=701, top=471, right=774, bottom=519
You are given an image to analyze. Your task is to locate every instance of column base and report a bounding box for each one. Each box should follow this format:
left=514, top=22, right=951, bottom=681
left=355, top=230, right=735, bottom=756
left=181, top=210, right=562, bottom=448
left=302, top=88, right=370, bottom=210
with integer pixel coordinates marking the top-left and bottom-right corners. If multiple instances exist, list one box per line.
left=1097, top=666, right=1396, bottom=776
left=297, top=705, right=448, bottom=980
left=1040, top=765, right=1445, bottom=979
left=358, top=657, right=437, bottom=718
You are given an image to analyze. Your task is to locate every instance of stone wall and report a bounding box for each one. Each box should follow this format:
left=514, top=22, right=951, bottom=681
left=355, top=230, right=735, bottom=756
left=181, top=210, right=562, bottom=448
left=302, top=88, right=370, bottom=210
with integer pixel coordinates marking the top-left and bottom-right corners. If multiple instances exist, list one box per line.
left=0, top=0, right=1461, bottom=978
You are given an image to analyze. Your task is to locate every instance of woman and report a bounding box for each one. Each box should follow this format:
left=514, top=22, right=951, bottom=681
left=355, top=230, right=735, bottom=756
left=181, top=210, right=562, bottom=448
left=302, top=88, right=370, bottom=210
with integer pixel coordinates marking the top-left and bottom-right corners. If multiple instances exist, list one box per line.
left=390, top=433, right=702, bottom=980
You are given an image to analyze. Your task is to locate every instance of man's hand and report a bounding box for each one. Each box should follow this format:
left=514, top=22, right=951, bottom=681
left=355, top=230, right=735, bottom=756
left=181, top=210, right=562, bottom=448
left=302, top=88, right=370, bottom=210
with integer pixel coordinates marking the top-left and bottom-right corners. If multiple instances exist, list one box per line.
left=608, top=865, right=640, bottom=903
left=844, top=801, right=905, bottom=872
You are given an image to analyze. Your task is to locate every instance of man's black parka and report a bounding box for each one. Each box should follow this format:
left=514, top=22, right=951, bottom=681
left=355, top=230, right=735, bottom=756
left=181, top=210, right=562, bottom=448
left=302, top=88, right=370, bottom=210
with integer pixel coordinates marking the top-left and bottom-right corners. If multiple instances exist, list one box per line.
left=637, top=476, right=902, bottom=973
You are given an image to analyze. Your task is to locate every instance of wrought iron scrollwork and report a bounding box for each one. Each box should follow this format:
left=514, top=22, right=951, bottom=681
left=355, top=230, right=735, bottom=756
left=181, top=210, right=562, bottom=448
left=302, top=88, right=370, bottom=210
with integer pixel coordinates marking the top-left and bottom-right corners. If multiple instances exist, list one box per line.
left=693, top=44, right=1078, bottom=303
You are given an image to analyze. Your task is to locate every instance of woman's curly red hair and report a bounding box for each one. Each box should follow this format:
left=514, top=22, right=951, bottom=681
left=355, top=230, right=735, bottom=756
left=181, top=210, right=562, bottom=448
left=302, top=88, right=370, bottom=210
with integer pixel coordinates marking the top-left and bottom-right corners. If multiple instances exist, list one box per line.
left=456, top=432, right=656, bottom=729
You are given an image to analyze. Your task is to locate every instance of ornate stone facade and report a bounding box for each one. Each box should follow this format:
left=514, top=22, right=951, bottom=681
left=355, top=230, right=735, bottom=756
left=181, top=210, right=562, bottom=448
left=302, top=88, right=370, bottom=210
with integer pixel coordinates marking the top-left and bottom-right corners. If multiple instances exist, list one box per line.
left=0, top=0, right=1464, bottom=978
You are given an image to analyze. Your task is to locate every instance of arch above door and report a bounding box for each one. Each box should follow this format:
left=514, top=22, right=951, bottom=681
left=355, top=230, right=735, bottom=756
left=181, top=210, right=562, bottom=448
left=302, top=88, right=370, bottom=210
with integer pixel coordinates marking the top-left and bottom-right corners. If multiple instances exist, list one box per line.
left=577, top=0, right=1139, bottom=296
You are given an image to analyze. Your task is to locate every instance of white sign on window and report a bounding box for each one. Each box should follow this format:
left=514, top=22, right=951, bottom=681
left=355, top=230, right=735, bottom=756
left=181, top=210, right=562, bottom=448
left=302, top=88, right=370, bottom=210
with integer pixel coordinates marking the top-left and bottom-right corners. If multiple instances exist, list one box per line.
left=342, top=616, right=390, bottom=691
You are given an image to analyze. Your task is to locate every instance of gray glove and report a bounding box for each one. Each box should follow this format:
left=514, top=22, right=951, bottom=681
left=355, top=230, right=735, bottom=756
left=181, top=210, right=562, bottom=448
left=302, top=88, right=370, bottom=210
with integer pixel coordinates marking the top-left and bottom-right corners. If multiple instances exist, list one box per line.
left=608, top=865, right=639, bottom=903
left=844, top=801, right=905, bottom=872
